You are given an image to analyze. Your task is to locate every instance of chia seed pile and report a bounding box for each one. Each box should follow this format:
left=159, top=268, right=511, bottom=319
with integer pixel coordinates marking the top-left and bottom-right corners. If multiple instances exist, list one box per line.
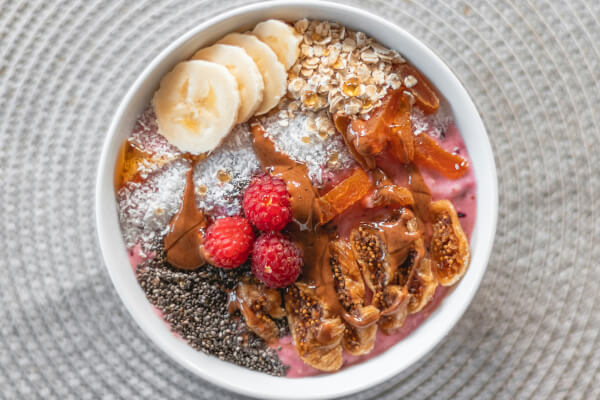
left=136, top=247, right=289, bottom=376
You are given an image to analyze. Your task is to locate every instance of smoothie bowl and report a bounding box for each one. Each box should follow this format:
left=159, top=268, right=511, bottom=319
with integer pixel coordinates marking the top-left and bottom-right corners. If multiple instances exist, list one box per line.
left=95, top=1, right=497, bottom=399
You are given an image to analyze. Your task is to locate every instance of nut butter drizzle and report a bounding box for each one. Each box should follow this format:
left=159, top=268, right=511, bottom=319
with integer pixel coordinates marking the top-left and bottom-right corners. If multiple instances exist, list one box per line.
left=250, top=122, right=424, bottom=329
left=163, top=161, right=208, bottom=270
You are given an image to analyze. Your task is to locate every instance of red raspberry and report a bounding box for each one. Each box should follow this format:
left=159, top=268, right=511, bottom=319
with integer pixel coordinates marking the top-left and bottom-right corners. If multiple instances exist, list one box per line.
left=203, top=217, right=254, bottom=269
left=243, top=174, right=291, bottom=231
left=251, top=232, right=303, bottom=288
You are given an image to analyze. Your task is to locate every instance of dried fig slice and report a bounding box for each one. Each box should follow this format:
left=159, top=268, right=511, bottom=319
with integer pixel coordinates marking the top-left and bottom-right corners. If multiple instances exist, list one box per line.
left=350, top=224, right=394, bottom=310
left=408, top=255, right=438, bottom=313
left=329, top=239, right=379, bottom=355
left=429, top=200, right=470, bottom=286
left=378, top=295, right=409, bottom=334
left=349, top=209, right=421, bottom=335
left=227, top=277, right=285, bottom=345
left=350, top=209, right=420, bottom=308
left=379, top=240, right=425, bottom=333
left=285, top=282, right=345, bottom=372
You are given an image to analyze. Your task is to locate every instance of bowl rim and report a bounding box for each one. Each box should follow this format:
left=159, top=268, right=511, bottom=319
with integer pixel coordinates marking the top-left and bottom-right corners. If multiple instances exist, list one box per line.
left=95, top=1, right=498, bottom=399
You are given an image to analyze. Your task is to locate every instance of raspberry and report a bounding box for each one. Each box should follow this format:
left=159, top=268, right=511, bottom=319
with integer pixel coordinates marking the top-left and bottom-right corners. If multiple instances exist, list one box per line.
left=203, top=217, right=254, bottom=269
left=243, top=174, right=291, bottom=231
left=251, top=232, right=303, bottom=288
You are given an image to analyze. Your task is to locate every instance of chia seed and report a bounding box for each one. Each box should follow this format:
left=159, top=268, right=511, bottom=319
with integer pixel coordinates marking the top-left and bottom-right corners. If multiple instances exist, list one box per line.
left=136, top=248, right=289, bottom=376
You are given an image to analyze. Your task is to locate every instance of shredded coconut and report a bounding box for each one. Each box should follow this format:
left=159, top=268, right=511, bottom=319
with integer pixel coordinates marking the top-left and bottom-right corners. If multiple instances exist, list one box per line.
left=259, top=106, right=356, bottom=187
left=193, top=123, right=260, bottom=216
left=129, top=107, right=182, bottom=159
left=117, top=159, right=190, bottom=252
left=411, top=102, right=453, bottom=138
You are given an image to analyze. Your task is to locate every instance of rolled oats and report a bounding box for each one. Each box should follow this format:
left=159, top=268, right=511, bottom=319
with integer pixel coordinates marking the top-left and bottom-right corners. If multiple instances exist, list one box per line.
left=344, top=98, right=362, bottom=115
left=360, top=50, right=379, bottom=64
left=342, top=38, right=357, bottom=52
left=295, top=18, right=309, bottom=34
left=287, top=19, right=409, bottom=117
left=404, top=75, right=418, bottom=88
left=301, top=44, right=314, bottom=58
left=288, top=78, right=306, bottom=99
left=389, top=73, right=401, bottom=90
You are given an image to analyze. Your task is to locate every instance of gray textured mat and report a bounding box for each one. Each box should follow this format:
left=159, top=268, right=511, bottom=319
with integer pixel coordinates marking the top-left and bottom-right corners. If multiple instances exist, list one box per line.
left=1, top=0, right=599, bottom=399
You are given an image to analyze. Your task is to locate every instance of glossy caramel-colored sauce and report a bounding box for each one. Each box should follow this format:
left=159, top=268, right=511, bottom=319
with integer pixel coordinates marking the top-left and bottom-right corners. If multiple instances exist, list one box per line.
left=250, top=122, right=423, bottom=330
left=217, top=169, right=230, bottom=183
left=114, top=139, right=162, bottom=190
left=163, top=166, right=208, bottom=270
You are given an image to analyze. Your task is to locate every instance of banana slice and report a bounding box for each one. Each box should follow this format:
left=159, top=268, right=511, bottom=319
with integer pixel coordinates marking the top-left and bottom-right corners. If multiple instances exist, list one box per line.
left=218, top=33, right=286, bottom=115
left=152, top=60, right=240, bottom=154
left=252, top=19, right=301, bottom=70
left=192, top=44, right=264, bottom=123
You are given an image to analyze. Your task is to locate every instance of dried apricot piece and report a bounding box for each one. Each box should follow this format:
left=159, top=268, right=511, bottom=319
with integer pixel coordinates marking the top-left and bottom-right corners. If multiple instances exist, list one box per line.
left=414, top=133, right=469, bottom=179
left=386, top=92, right=414, bottom=164
left=348, top=90, right=414, bottom=164
left=429, top=200, right=470, bottom=286
left=397, top=64, right=439, bottom=114
left=319, top=168, right=372, bottom=224
left=333, top=114, right=374, bottom=169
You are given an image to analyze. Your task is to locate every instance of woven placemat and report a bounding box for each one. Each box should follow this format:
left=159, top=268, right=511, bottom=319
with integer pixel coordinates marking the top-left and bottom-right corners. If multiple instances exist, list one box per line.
left=1, top=0, right=599, bottom=398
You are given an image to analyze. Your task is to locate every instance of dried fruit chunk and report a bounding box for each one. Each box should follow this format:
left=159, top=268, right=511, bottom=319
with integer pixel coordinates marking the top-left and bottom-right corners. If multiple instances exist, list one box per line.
left=386, top=92, right=414, bottom=164
left=414, top=133, right=469, bottom=179
left=429, top=200, right=470, bottom=286
left=333, top=114, right=374, bottom=169
left=397, top=64, right=439, bottom=114
left=408, top=255, right=438, bottom=313
left=319, top=168, right=372, bottom=224
left=407, top=240, right=438, bottom=313
left=330, top=239, right=379, bottom=355
left=345, top=90, right=414, bottom=166
left=378, top=290, right=409, bottom=335
left=228, top=277, right=285, bottom=345
left=349, top=209, right=421, bottom=334
left=367, top=170, right=415, bottom=209
left=379, top=240, right=424, bottom=333
left=285, top=283, right=345, bottom=372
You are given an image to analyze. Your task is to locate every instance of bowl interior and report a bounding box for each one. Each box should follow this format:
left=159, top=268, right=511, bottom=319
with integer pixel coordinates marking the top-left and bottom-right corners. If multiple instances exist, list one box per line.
left=95, top=1, right=497, bottom=399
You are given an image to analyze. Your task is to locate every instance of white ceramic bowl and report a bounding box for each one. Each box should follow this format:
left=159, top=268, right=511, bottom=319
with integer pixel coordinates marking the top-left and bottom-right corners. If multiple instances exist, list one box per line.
left=96, top=1, right=498, bottom=398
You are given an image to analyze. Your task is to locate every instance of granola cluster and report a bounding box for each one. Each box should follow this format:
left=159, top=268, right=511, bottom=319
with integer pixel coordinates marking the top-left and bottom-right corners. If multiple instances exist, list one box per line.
left=286, top=19, right=407, bottom=118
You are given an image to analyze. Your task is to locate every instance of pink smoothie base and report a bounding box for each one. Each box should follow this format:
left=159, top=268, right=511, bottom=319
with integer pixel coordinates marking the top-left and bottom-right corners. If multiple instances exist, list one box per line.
left=125, top=122, right=476, bottom=378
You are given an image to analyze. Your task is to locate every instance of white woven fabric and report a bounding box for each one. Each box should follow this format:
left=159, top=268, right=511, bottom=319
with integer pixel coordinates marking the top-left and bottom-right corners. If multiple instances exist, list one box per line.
left=1, top=0, right=599, bottom=398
